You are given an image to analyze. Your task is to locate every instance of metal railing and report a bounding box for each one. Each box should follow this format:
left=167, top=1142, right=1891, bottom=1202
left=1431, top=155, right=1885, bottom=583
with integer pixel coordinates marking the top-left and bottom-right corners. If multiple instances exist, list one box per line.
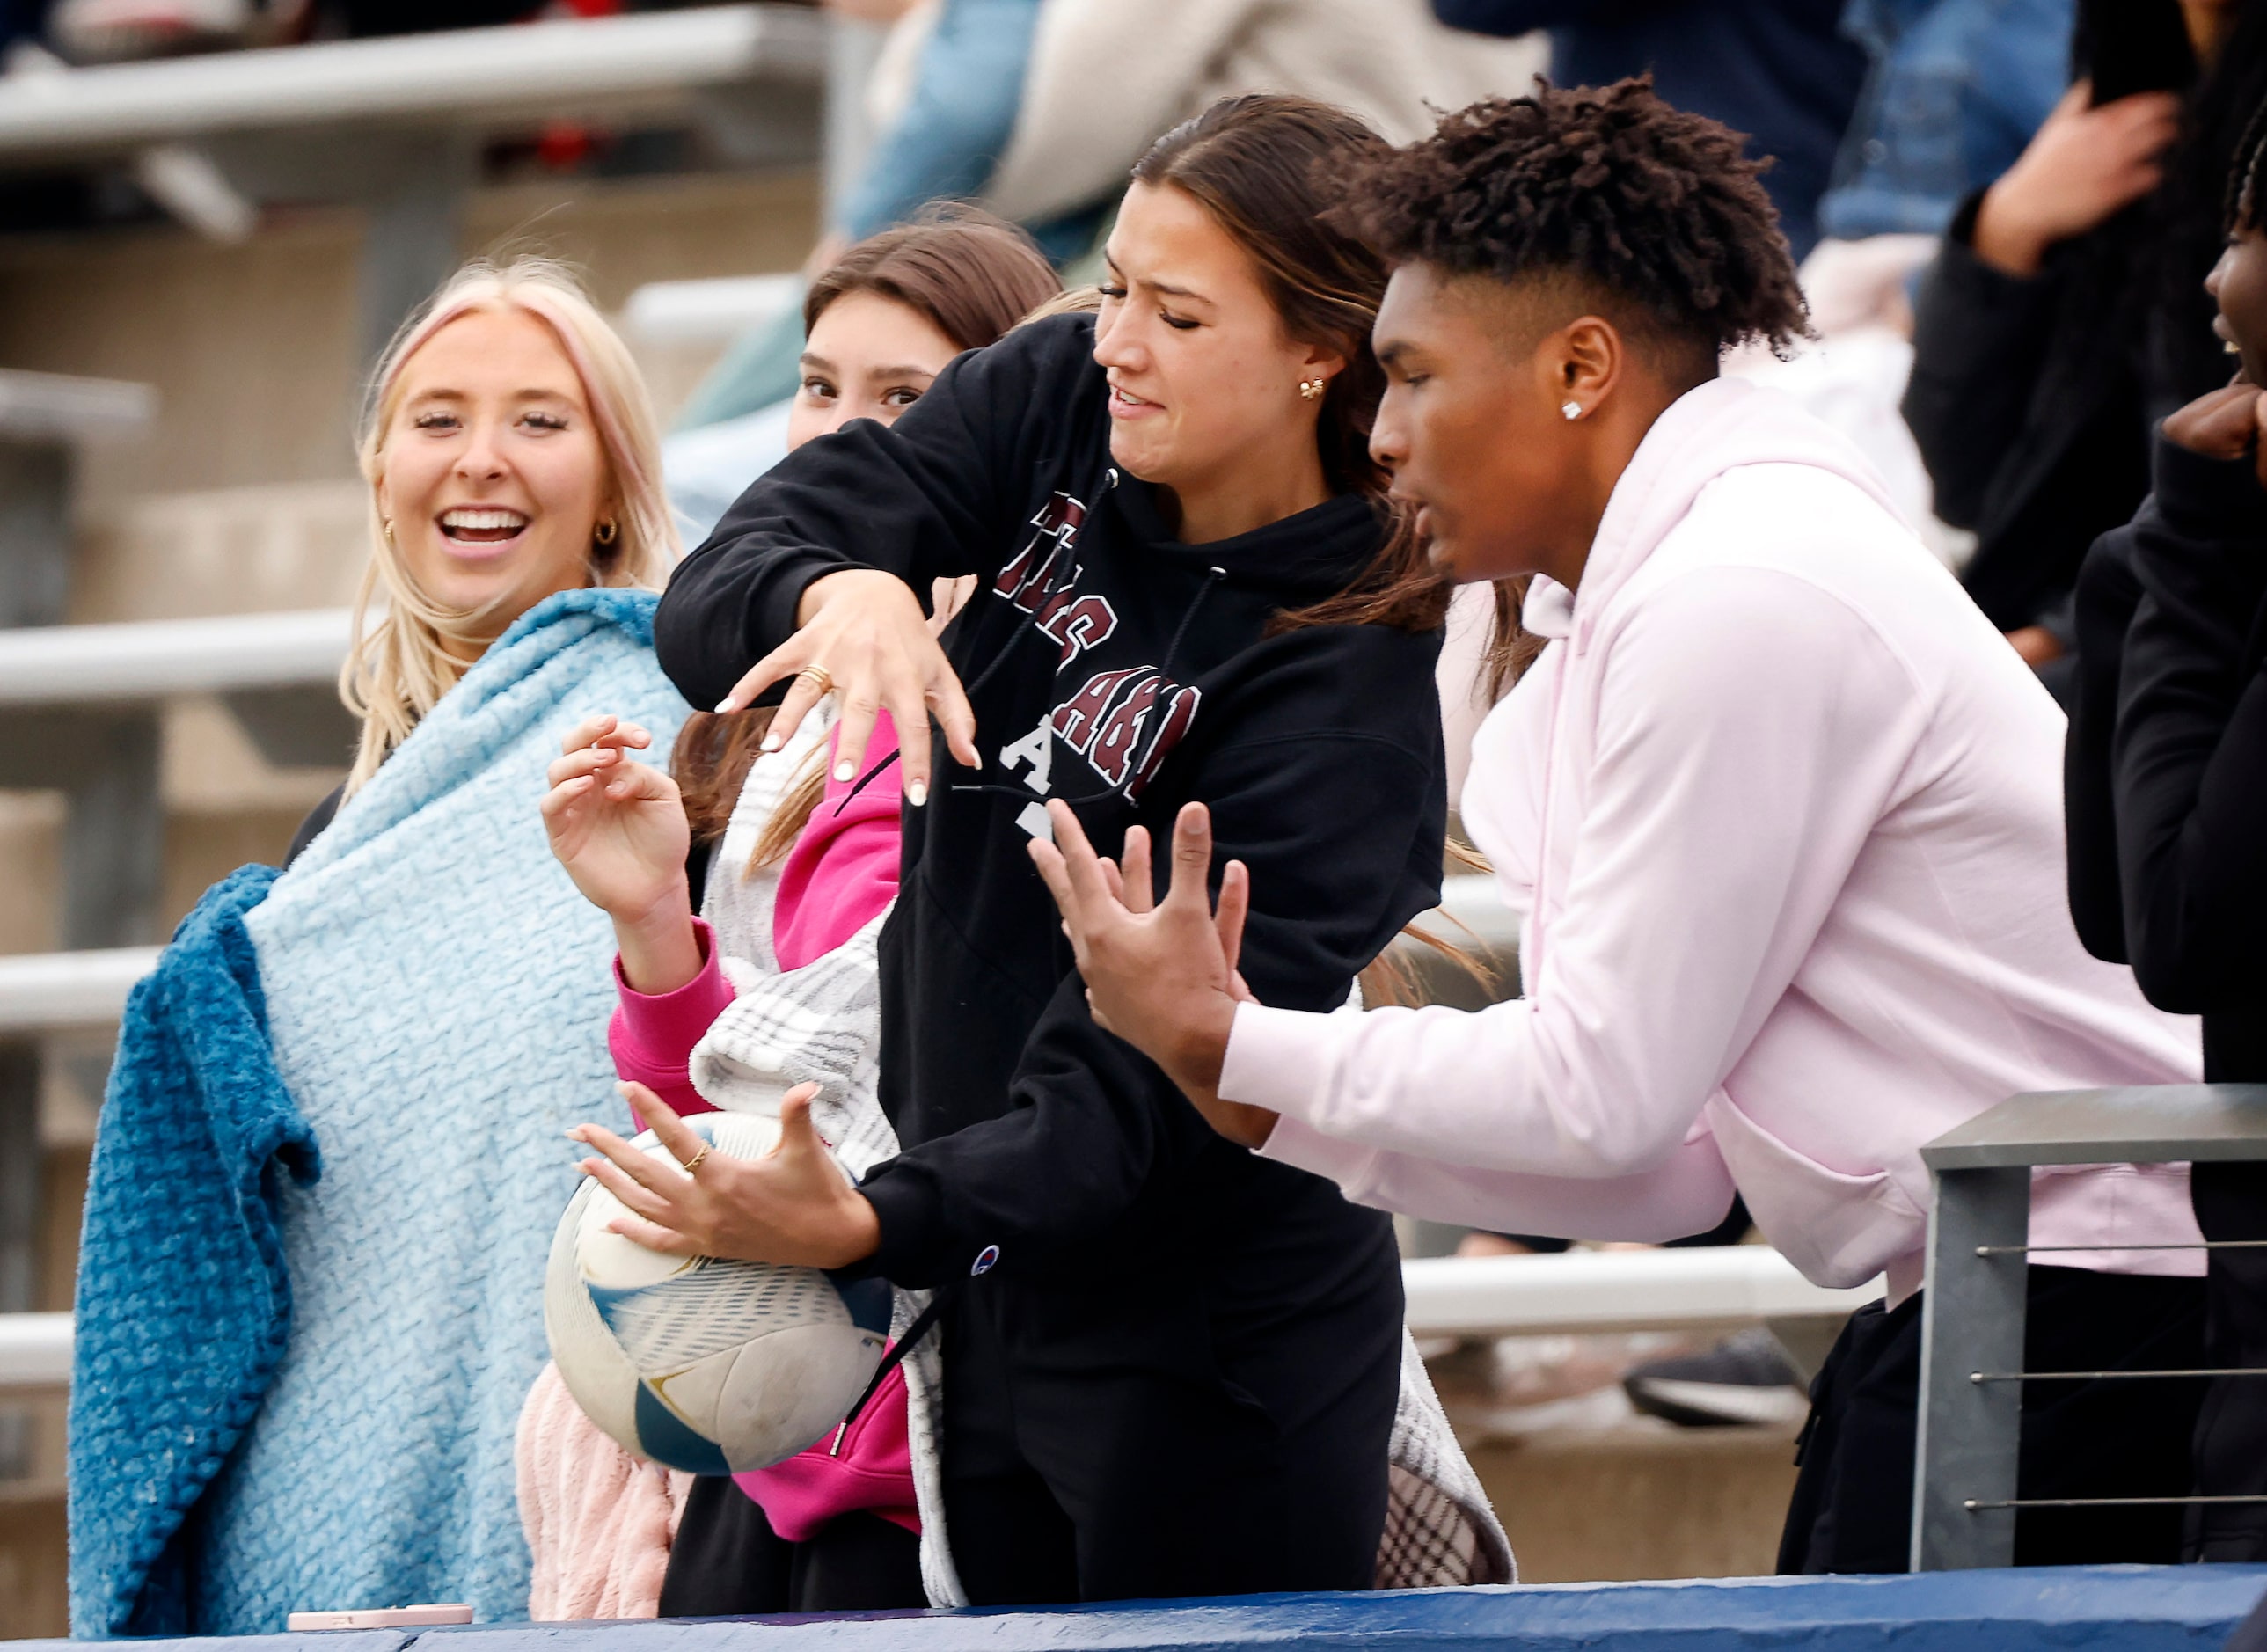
left=1912, top=1083, right=2267, bottom=1569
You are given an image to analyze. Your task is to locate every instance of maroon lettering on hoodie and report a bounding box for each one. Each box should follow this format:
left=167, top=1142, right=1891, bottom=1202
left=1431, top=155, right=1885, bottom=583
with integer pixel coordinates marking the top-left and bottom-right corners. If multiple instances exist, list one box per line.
left=1050, top=664, right=1203, bottom=798
left=1050, top=665, right=1145, bottom=751
left=995, top=493, right=1086, bottom=613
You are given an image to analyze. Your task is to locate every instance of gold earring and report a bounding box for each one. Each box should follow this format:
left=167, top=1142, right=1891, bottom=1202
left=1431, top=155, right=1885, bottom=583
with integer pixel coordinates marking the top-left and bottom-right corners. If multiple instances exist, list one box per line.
left=1299, top=377, right=1326, bottom=401
left=594, top=518, right=618, bottom=547
left=382, top=517, right=396, bottom=546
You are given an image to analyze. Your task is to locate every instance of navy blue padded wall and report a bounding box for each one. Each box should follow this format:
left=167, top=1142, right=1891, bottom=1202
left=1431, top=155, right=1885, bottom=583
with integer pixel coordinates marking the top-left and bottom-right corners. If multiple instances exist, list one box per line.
left=40, top=1567, right=2267, bottom=1652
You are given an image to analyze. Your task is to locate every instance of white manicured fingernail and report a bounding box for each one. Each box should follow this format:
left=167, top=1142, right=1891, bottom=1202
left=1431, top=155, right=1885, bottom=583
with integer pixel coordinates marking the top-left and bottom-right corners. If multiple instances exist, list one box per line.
left=714, top=699, right=737, bottom=714
left=760, top=733, right=782, bottom=751
left=907, top=780, right=928, bottom=808
left=834, top=761, right=854, bottom=783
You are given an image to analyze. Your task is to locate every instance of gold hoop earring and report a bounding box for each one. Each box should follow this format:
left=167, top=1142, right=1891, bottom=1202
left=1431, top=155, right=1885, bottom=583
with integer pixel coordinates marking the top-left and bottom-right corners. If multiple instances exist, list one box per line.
left=594, top=518, right=618, bottom=547
left=382, top=517, right=396, bottom=547
left=1298, top=377, right=1326, bottom=402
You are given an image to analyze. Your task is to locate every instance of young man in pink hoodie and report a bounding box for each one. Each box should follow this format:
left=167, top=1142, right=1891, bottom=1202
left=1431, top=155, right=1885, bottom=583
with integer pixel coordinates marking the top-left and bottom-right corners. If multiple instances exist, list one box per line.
left=1035, top=81, right=2212, bottom=1571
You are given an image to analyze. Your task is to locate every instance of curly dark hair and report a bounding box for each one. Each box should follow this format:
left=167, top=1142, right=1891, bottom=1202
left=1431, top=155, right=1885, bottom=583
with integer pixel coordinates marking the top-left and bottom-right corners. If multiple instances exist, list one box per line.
left=1333, top=78, right=1810, bottom=381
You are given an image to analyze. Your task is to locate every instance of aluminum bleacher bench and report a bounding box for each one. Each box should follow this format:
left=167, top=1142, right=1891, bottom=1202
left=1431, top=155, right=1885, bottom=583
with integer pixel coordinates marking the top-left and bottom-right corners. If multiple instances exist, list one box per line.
left=0, top=5, right=831, bottom=358
left=0, top=610, right=352, bottom=1454
left=0, top=6, right=826, bottom=158
left=0, top=1251, right=1876, bottom=1397
left=0, top=369, right=153, bottom=633
left=0, top=609, right=353, bottom=950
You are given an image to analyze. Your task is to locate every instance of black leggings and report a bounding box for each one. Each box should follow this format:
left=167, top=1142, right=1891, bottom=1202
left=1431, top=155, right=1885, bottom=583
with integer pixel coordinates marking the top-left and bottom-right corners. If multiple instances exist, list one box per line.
left=1778, top=1265, right=2208, bottom=1573
left=2187, top=1162, right=2267, bottom=1561
left=657, top=1479, right=925, bottom=1617
left=937, top=1280, right=1400, bottom=1606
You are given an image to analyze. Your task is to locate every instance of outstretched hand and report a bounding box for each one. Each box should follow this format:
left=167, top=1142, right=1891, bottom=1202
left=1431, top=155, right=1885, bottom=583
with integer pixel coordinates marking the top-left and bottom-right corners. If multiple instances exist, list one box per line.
left=568, top=1081, right=881, bottom=1268
left=711, top=569, right=980, bottom=807
left=542, top=713, right=704, bottom=993
left=1027, top=799, right=1280, bottom=1149
left=542, top=713, right=688, bottom=922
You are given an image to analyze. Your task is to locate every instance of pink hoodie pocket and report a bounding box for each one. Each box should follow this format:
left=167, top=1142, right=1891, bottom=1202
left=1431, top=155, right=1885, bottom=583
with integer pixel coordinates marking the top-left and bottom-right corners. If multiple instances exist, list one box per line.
left=1702, top=1094, right=1925, bottom=1290
left=729, top=1359, right=918, bottom=1542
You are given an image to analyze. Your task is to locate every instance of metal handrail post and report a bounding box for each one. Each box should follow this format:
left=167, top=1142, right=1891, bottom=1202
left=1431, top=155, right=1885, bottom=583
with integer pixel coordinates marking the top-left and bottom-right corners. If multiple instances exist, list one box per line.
left=1912, top=1165, right=2029, bottom=1569
left=1912, top=1085, right=2267, bottom=1571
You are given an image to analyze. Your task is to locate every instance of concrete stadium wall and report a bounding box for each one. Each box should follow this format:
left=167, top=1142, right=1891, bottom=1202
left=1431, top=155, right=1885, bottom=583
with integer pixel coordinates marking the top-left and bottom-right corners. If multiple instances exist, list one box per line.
left=26, top=1568, right=2267, bottom=1652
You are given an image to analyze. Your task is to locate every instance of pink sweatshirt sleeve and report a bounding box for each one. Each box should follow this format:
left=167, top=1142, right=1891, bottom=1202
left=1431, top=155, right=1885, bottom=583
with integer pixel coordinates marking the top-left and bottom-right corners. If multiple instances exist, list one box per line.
left=772, top=711, right=904, bottom=972
left=1260, top=1109, right=1740, bottom=1243
left=608, top=916, right=735, bottom=1122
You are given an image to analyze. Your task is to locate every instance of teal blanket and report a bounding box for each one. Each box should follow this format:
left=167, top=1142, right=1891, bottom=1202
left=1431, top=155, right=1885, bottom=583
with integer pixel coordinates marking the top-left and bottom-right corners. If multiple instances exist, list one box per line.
left=69, top=862, right=307, bottom=1638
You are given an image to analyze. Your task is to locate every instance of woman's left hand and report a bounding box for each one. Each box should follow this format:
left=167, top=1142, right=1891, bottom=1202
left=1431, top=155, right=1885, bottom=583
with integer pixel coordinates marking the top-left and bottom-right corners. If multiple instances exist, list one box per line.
left=568, top=1081, right=883, bottom=1269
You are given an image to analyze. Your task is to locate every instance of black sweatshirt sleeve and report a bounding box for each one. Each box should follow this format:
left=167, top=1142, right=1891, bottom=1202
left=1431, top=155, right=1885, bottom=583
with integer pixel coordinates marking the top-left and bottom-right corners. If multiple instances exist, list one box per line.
left=2066, top=525, right=2145, bottom=963
left=1903, top=196, right=2065, bottom=531
left=2107, top=435, right=2267, bottom=1012
left=853, top=627, right=1446, bottom=1288
left=653, top=317, right=1090, bottom=713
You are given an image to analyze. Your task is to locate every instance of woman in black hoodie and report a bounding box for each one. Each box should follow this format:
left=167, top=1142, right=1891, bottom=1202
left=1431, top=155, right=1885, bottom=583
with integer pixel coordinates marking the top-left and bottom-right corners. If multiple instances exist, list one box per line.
left=584, top=96, right=1451, bottom=1604
left=2066, top=99, right=2267, bottom=1561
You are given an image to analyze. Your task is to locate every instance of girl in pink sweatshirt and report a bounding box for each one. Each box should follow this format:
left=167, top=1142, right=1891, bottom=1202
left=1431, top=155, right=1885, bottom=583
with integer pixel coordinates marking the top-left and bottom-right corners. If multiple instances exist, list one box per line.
left=528, top=211, right=1058, bottom=1618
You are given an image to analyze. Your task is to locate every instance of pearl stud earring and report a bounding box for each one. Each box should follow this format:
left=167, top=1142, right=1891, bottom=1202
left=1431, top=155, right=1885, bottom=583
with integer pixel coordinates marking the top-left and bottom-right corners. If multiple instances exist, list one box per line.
left=1299, top=377, right=1327, bottom=401
left=1561, top=399, right=1583, bottom=420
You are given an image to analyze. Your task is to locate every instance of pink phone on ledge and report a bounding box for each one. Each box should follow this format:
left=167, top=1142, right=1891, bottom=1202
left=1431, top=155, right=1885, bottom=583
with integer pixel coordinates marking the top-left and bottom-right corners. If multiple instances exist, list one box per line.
left=286, top=1605, right=473, bottom=1631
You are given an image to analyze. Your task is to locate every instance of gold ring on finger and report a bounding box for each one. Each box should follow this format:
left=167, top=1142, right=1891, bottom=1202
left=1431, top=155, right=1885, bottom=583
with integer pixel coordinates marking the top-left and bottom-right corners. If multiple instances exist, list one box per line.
left=678, top=1144, right=711, bottom=1176
left=795, top=664, right=835, bottom=697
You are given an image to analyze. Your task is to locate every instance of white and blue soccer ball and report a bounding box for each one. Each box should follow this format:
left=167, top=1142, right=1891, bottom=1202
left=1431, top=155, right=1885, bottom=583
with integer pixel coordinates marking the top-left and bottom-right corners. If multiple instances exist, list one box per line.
left=544, top=1109, right=892, bottom=1475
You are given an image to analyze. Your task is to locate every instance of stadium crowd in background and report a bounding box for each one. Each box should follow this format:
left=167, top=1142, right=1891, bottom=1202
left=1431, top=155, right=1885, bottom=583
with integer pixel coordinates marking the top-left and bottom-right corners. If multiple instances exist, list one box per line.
left=53, top=0, right=2267, bottom=1633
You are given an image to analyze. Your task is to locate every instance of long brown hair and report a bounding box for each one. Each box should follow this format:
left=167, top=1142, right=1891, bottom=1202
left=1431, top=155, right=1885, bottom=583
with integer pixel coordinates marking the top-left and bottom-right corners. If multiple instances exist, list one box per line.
left=1135, top=97, right=1522, bottom=999
left=1130, top=94, right=1447, bottom=636
left=674, top=209, right=1063, bottom=859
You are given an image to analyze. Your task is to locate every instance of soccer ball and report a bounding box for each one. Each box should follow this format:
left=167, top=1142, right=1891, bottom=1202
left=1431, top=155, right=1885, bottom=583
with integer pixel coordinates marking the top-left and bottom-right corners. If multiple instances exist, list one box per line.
left=544, top=1109, right=892, bottom=1475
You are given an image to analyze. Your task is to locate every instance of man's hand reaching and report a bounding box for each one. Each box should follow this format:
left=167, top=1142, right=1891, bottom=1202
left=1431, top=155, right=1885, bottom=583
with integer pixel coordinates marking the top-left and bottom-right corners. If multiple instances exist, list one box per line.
left=1027, top=799, right=1280, bottom=1149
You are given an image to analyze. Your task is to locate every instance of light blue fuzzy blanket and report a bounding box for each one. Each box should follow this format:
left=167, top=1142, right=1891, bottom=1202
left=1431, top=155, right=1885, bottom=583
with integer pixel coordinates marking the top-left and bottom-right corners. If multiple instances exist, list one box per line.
left=192, top=588, right=684, bottom=1634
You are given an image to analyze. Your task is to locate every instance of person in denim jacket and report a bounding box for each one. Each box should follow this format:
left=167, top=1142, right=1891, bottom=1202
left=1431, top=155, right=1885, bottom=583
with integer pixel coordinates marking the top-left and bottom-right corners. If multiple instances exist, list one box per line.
left=1820, top=0, right=2073, bottom=240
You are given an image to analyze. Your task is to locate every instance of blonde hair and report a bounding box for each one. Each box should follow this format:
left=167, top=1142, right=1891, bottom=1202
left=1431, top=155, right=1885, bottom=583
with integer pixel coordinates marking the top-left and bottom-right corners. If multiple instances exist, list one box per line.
left=342, top=256, right=677, bottom=793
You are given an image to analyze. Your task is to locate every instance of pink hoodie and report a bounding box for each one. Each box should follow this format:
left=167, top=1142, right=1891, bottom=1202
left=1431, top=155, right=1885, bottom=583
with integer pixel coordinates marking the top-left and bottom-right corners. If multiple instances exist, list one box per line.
left=1230, top=377, right=2205, bottom=1304
left=609, top=714, right=917, bottom=1540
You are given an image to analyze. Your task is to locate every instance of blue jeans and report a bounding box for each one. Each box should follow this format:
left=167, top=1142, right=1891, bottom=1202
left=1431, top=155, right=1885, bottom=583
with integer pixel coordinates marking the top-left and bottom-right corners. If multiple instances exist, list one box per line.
left=1820, top=0, right=2073, bottom=241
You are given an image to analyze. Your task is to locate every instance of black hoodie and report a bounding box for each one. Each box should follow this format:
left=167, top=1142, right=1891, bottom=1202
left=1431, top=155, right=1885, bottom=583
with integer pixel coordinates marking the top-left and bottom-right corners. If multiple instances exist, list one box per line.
left=656, top=314, right=1446, bottom=1349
